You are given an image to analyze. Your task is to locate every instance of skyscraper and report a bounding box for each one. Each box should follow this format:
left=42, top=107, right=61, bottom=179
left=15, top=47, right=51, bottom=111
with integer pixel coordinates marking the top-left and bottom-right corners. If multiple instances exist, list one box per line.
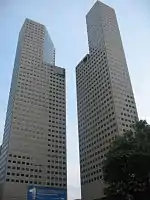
left=0, top=19, right=67, bottom=200
left=76, top=1, right=138, bottom=200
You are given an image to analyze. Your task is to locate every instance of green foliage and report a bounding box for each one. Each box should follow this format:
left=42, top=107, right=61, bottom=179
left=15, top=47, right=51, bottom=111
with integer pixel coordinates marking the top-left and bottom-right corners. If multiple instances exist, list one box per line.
left=103, top=120, right=150, bottom=200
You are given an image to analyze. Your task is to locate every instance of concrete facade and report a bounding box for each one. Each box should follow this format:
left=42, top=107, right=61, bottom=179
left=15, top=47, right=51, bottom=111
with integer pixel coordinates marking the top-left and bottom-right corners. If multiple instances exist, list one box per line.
left=0, top=19, right=67, bottom=200
left=76, top=1, right=138, bottom=200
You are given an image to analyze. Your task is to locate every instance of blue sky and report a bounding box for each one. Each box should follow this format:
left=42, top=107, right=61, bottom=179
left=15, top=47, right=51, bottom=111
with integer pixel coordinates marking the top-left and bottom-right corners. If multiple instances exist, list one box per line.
left=0, top=0, right=150, bottom=199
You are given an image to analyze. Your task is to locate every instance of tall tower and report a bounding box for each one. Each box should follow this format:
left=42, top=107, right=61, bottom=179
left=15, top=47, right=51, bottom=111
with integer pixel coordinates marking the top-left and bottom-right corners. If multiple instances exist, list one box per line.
left=0, top=19, right=67, bottom=200
left=76, top=1, right=138, bottom=200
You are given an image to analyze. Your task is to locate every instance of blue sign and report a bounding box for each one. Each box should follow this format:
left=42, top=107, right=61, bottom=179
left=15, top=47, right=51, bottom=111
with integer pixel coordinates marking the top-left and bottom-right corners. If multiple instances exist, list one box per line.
left=27, top=186, right=67, bottom=200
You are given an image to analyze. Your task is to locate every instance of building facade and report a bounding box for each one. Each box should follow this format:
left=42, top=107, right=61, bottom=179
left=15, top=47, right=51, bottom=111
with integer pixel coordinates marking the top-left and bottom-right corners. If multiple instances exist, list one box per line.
left=76, top=1, right=138, bottom=200
left=0, top=19, right=67, bottom=200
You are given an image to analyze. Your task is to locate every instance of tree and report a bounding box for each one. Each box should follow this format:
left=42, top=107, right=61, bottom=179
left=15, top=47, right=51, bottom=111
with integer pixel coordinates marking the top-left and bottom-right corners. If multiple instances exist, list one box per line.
left=103, top=120, right=150, bottom=200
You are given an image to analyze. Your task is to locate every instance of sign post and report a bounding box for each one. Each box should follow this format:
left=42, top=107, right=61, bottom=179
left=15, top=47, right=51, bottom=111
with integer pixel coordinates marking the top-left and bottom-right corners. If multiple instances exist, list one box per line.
left=28, top=186, right=67, bottom=200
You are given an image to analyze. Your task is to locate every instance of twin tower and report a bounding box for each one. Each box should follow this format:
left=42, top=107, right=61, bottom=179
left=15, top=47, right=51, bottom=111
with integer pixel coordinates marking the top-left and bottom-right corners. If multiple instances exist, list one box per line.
left=0, top=1, right=138, bottom=200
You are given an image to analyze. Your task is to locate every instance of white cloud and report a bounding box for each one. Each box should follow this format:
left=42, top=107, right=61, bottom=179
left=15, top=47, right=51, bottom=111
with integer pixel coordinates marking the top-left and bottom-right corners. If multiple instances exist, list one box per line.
left=67, top=122, right=81, bottom=200
left=68, top=185, right=81, bottom=200
left=134, top=69, right=150, bottom=123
